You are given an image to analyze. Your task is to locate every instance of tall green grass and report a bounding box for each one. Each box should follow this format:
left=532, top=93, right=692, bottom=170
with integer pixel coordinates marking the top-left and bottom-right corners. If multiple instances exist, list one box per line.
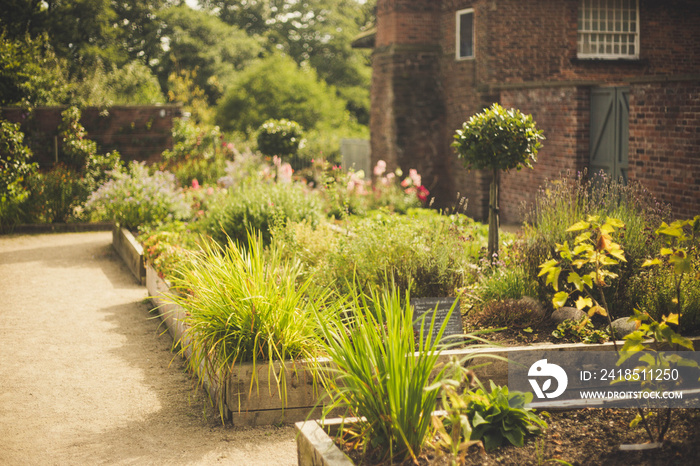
left=168, top=231, right=334, bottom=418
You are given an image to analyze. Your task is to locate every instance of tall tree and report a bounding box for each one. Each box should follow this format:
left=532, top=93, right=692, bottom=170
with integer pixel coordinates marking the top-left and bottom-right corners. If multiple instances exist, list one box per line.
left=156, top=5, right=262, bottom=105
left=201, top=0, right=374, bottom=124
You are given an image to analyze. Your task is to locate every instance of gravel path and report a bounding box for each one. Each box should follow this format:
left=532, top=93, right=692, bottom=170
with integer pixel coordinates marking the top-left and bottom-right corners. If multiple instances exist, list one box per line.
left=0, top=231, right=297, bottom=465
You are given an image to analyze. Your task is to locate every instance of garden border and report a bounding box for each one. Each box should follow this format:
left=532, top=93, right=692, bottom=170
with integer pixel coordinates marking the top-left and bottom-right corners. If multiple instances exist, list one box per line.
left=296, top=418, right=354, bottom=466
left=1, top=221, right=114, bottom=235
left=146, top=264, right=327, bottom=426
left=112, top=233, right=700, bottom=427
left=112, top=227, right=146, bottom=285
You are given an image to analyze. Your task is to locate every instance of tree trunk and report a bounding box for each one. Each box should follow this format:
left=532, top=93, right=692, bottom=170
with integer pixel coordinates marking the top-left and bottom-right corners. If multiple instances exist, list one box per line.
left=488, top=168, right=500, bottom=262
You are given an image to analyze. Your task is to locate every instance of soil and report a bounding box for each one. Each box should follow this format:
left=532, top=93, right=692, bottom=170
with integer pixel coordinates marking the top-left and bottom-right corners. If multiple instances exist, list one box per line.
left=340, top=408, right=700, bottom=465
left=0, top=231, right=297, bottom=465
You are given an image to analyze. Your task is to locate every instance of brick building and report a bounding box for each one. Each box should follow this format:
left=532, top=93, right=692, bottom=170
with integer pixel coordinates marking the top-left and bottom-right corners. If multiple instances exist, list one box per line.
left=365, top=0, right=700, bottom=221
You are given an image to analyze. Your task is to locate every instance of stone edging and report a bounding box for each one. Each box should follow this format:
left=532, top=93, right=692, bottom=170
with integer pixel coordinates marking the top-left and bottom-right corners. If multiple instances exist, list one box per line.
left=1, top=221, right=114, bottom=235
left=296, top=419, right=354, bottom=466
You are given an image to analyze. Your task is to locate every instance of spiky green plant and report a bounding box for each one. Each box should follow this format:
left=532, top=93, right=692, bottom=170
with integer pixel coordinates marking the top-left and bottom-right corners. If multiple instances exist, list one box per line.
left=315, top=287, right=462, bottom=463
left=168, top=230, right=334, bottom=419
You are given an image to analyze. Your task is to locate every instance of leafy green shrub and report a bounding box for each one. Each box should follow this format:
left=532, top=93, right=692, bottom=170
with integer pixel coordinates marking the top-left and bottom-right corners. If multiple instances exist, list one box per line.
left=471, top=297, right=544, bottom=331
left=85, top=161, right=190, bottom=229
left=316, top=286, right=457, bottom=463
left=24, top=165, right=87, bottom=223
left=638, top=217, right=700, bottom=333
left=216, top=147, right=266, bottom=189
left=168, top=232, right=335, bottom=419
left=630, top=265, right=700, bottom=333
left=271, top=220, right=339, bottom=272
left=461, top=381, right=546, bottom=451
left=468, top=265, right=538, bottom=305
left=161, top=118, right=230, bottom=186
left=200, top=180, right=323, bottom=246
left=139, top=221, right=202, bottom=280
left=523, top=172, right=671, bottom=316
left=319, top=211, right=485, bottom=297
left=256, top=119, right=304, bottom=159
left=0, top=120, right=37, bottom=229
left=215, top=54, right=354, bottom=135
left=551, top=317, right=609, bottom=343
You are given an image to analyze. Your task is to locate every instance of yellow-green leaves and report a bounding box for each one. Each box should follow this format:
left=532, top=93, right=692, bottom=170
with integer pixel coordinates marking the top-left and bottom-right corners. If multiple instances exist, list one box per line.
left=552, top=291, right=568, bottom=308
left=538, top=216, right=626, bottom=315
left=574, top=295, right=592, bottom=310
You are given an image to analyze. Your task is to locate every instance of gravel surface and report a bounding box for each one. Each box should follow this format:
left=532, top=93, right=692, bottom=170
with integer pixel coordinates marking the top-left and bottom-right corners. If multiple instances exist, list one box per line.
left=0, top=231, right=297, bottom=465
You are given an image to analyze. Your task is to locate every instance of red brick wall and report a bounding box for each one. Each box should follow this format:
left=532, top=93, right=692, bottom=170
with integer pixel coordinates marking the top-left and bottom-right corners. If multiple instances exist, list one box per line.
left=499, top=87, right=591, bottom=223
left=1, top=105, right=181, bottom=168
left=628, top=81, right=700, bottom=219
left=372, top=0, right=700, bottom=220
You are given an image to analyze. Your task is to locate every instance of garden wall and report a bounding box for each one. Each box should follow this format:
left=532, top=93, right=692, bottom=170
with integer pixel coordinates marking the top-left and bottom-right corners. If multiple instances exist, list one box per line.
left=370, top=0, right=700, bottom=222
left=1, top=105, right=181, bottom=168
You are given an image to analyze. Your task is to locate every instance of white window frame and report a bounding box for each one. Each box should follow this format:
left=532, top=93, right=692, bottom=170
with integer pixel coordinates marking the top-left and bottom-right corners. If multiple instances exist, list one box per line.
left=577, top=0, right=640, bottom=59
left=455, top=8, right=475, bottom=60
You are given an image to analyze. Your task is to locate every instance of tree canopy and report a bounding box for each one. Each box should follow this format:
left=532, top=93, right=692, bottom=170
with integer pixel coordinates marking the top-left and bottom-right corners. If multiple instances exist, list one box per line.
left=0, top=0, right=375, bottom=148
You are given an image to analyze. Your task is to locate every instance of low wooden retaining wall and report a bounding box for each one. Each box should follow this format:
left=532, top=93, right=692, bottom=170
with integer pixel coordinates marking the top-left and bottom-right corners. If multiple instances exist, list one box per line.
left=112, top=231, right=700, bottom=428
left=112, top=227, right=145, bottom=285
left=146, top=265, right=326, bottom=426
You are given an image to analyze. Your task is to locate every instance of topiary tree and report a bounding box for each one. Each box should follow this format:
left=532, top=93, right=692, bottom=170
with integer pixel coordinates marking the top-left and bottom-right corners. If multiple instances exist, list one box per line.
left=452, top=103, right=544, bottom=261
left=256, top=119, right=304, bottom=160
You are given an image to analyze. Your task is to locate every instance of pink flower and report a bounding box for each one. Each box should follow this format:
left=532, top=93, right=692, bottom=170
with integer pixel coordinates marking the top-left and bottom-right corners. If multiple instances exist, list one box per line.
left=401, top=178, right=411, bottom=188
left=206, top=187, right=214, bottom=195
left=373, top=160, right=387, bottom=177
left=409, top=169, right=421, bottom=187
left=191, top=179, right=200, bottom=189
left=278, top=163, right=293, bottom=183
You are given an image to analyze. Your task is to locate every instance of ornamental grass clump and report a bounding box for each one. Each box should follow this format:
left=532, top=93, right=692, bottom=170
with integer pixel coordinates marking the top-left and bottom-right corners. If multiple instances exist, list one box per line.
left=315, top=287, right=461, bottom=464
left=168, top=231, right=334, bottom=419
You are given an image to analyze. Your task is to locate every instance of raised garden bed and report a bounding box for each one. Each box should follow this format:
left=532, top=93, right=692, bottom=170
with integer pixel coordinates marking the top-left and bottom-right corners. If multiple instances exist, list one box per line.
left=297, top=409, right=700, bottom=466
left=146, top=264, right=326, bottom=426
left=112, top=227, right=145, bottom=284
left=115, top=236, right=700, bottom=430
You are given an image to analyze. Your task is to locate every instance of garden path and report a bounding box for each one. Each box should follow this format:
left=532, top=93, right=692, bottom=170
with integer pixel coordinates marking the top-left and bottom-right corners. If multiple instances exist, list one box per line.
left=0, top=231, right=296, bottom=465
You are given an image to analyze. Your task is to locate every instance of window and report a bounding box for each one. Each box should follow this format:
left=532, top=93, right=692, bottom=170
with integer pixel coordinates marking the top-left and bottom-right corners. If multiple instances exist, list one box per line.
left=456, top=9, right=474, bottom=60
left=578, top=0, right=639, bottom=59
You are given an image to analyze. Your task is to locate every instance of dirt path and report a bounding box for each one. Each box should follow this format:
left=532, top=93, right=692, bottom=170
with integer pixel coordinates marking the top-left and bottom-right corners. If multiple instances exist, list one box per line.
left=0, top=231, right=297, bottom=465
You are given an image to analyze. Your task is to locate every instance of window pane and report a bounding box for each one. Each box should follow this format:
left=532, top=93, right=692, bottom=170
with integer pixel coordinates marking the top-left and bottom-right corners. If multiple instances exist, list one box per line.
left=459, top=12, right=474, bottom=58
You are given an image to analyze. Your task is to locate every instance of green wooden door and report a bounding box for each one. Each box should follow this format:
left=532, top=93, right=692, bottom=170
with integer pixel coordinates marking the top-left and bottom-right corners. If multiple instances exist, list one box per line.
left=590, top=87, right=629, bottom=184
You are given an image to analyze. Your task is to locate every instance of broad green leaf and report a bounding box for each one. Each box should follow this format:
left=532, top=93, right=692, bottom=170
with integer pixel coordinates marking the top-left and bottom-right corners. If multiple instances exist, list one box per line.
left=605, top=217, right=625, bottom=228
left=567, top=220, right=590, bottom=232
left=538, top=259, right=558, bottom=276
left=657, top=223, right=683, bottom=238
left=573, top=243, right=594, bottom=256
left=574, top=231, right=592, bottom=245
left=552, top=291, right=568, bottom=308
left=567, top=272, right=584, bottom=291
left=664, top=314, right=679, bottom=325
left=660, top=247, right=674, bottom=256
left=588, top=305, right=607, bottom=317
left=575, top=296, right=592, bottom=310
left=673, top=257, right=693, bottom=274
